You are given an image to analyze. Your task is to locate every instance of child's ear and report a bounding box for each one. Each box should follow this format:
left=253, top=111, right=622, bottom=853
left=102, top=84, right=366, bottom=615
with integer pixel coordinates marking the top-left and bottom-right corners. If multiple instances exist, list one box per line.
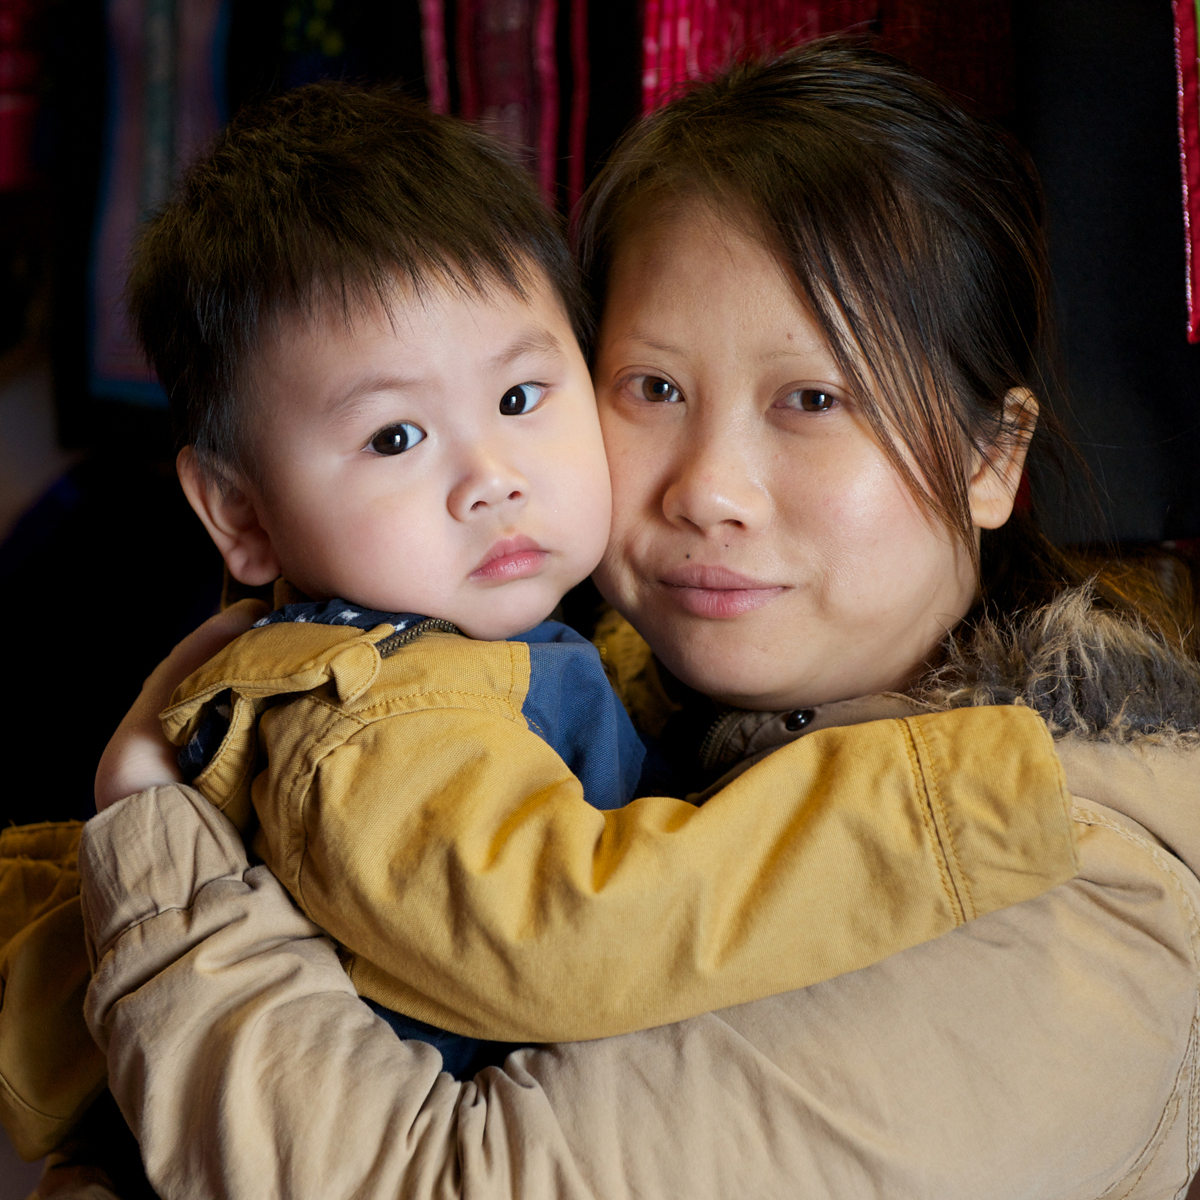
left=177, top=447, right=281, bottom=586
left=967, top=388, right=1039, bottom=530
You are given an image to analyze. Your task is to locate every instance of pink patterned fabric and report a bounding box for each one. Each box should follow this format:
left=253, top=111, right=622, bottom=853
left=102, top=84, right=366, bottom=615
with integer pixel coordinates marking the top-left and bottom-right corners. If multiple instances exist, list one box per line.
left=533, top=0, right=559, bottom=199
left=641, top=0, right=876, bottom=111
left=453, top=0, right=561, bottom=198
left=641, top=1, right=1013, bottom=120
left=420, top=0, right=449, bottom=114
left=567, top=0, right=589, bottom=205
left=1174, top=0, right=1200, bottom=342
left=420, top=0, right=589, bottom=205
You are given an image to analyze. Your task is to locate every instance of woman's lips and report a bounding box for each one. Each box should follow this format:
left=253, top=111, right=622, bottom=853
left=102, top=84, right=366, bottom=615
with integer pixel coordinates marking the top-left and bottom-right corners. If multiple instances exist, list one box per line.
left=657, top=565, right=786, bottom=618
left=470, top=535, right=549, bottom=582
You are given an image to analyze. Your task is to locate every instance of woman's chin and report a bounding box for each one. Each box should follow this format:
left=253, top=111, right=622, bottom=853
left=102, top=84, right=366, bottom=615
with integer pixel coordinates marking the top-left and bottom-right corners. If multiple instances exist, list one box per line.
left=654, top=639, right=813, bottom=712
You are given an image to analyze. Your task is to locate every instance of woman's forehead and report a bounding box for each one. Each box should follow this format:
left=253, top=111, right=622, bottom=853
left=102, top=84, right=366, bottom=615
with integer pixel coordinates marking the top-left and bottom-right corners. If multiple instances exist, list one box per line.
left=598, top=206, right=841, bottom=369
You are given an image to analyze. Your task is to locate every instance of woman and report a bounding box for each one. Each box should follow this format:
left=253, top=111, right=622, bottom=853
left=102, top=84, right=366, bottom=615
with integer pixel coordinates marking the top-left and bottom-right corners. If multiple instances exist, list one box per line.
left=83, top=42, right=1200, bottom=1198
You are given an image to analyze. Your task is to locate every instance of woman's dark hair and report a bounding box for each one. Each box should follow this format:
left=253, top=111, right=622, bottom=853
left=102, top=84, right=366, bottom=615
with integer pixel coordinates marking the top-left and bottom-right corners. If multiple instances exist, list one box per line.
left=576, top=38, right=1086, bottom=614
left=129, top=81, right=587, bottom=480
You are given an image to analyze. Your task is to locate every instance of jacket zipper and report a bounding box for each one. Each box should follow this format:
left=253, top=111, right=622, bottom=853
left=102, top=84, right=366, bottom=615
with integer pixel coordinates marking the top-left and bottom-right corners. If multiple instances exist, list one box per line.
left=376, top=618, right=461, bottom=658
left=698, top=707, right=746, bottom=774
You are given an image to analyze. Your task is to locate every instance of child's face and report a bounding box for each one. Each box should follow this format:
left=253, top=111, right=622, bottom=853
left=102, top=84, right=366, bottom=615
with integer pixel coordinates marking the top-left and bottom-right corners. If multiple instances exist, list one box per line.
left=232, top=272, right=611, bottom=640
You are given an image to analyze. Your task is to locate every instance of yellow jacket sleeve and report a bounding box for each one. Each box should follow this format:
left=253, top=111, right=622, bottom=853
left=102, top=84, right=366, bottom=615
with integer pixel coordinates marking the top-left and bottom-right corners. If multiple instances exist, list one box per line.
left=184, top=628, right=1076, bottom=1042
left=0, top=822, right=106, bottom=1159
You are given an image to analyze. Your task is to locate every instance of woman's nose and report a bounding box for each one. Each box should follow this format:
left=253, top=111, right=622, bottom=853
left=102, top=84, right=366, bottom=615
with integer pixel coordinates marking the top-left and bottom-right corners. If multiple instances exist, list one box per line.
left=661, top=430, right=771, bottom=535
left=447, top=452, right=527, bottom=520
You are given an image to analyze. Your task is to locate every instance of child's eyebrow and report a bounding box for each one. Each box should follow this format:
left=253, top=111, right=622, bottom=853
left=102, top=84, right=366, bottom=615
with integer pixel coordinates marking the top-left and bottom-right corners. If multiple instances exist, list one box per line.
left=485, top=327, right=563, bottom=371
left=324, top=372, right=424, bottom=420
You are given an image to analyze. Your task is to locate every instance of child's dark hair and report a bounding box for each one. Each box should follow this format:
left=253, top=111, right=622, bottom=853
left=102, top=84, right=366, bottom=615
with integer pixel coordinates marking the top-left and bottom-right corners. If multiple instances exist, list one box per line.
left=577, top=38, right=1087, bottom=614
left=129, top=82, right=587, bottom=479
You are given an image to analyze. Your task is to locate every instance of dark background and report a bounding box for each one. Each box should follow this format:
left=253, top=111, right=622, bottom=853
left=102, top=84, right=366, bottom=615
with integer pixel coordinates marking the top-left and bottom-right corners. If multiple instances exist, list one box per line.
left=0, top=0, right=1196, bottom=826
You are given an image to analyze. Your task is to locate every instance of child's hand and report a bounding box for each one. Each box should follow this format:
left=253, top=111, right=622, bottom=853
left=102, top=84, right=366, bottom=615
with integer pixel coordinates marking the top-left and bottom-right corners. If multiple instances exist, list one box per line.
left=94, top=599, right=269, bottom=812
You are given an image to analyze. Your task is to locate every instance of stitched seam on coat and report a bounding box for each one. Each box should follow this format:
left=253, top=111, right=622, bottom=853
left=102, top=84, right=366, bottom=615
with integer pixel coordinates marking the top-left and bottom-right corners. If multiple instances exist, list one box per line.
left=344, top=689, right=528, bottom=721
left=508, top=641, right=521, bottom=711
left=282, top=699, right=362, bottom=918
left=306, top=691, right=524, bottom=728
left=1187, top=1007, right=1200, bottom=1187
left=1190, top=1006, right=1200, bottom=1183
left=913, top=719, right=975, bottom=920
left=1104, top=1080, right=1184, bottom=1200
left=1072, top=803, right=1200, bottom=1196
left=899, top=720, right=962, bottom=922
left=1102, top=1009, right=1198, bottom=1200
left=0, top=1055, right=81, bottom=1121
left=1070, top=805, right=1200, bottom=961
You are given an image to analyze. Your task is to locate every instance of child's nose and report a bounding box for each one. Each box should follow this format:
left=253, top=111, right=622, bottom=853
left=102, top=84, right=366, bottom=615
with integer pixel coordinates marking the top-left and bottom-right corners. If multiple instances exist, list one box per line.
left=447, top=456, right=527, bottom=519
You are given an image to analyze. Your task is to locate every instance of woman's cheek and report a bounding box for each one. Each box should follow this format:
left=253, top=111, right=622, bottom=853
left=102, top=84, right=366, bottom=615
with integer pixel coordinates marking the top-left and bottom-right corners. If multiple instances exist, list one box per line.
left=593, top=533, right=640, bottom=618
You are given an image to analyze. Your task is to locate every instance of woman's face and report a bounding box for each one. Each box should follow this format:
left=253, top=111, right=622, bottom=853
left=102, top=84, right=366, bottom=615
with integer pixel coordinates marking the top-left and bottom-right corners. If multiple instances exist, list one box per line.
left=592, top=205, right=982, bottom=711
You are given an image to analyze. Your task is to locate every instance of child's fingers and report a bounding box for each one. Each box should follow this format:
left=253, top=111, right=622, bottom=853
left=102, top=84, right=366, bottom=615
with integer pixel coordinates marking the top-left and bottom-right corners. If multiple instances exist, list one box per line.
left=93, top=598, right=269, bottom=812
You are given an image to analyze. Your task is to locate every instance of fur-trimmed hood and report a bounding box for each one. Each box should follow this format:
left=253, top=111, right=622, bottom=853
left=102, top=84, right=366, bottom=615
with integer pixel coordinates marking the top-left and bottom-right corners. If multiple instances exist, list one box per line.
left=916, top=585, right=1200, bottom=744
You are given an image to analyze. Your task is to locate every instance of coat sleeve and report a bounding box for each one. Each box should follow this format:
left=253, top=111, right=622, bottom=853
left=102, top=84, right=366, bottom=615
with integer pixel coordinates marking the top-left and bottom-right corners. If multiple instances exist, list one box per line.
left=248, top=699, right=1075, bottom=1041
left=79, top=780, right=1196, bottom=1200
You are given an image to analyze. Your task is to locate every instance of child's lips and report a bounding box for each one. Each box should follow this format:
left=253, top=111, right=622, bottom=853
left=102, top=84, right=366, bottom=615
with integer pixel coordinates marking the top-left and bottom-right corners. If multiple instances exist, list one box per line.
left=470, top=535, right=549, bottom=582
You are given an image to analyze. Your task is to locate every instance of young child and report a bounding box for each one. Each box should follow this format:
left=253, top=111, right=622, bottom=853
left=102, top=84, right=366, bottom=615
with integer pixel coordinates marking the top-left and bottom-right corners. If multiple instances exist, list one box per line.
left=128, top=79, right=1076, bottom=1083
left=133, top=81, right=648, bottom=1076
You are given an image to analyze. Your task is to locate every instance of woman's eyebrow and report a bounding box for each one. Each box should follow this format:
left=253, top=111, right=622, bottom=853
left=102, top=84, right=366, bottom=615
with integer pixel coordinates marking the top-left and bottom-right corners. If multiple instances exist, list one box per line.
left=619, top=332, right=682, bottom=356
left=486, top=327, right=563, bottom=370
left=616, top=334, right=828, bottom=364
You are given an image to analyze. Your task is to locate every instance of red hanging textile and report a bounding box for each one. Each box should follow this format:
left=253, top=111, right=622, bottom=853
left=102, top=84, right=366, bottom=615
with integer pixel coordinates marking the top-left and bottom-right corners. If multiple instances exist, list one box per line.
left=567, top=0, right=588, bottom=206
left=640, top=2, right=1015, bottom=122
left=1174, top=0, right=1200, bottom=342
left=420, top=0, right=589, bottom=206
left=451, top=0, right=561, bottom=200
left=420, top=0, right=449, bottom=114
left=0, top=0, right=43, bottom=191
left=641, top=0, right=877, bottom=111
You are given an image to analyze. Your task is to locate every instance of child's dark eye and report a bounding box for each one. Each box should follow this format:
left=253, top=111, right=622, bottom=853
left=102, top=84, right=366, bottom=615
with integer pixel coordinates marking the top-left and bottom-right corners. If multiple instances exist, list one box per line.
left=368, top=422, right=426, bottom=455
left=640, top=376, right=681, bottom=403
left=499, top=383, right=545, bottom=415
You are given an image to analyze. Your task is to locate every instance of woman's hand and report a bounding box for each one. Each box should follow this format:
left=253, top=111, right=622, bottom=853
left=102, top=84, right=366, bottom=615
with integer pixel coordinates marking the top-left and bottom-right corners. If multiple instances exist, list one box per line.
left=94, top=599, right=269, bottom=812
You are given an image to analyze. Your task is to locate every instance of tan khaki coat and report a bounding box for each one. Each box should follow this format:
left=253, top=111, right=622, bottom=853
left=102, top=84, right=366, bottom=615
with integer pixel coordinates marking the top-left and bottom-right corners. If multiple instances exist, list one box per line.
left=80, top=710, right=1200, bottom=1199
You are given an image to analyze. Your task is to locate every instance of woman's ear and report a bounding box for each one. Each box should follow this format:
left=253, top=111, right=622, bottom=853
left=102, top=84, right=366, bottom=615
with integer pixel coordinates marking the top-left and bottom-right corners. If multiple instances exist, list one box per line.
left=967, top=388, right=1039, bottom=530
left=177, top=447, right=281, bottom=586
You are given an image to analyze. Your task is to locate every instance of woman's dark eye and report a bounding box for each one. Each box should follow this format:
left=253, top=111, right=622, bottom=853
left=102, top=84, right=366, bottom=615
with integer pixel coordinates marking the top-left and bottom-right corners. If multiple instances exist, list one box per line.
left=640, top=376, right=681, bottom=403
left=368, top=422, right=426, bottom=455
left=784, top=388, right=838, bottom=413
left=499, top=383, right=545, bottom=415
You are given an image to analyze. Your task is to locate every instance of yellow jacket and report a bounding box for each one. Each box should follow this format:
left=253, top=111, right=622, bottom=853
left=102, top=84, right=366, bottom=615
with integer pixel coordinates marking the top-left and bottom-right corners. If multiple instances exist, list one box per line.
left=160, top=612, right=1076, bottom=1041
left=0, top=822, right=104, bottom=1159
